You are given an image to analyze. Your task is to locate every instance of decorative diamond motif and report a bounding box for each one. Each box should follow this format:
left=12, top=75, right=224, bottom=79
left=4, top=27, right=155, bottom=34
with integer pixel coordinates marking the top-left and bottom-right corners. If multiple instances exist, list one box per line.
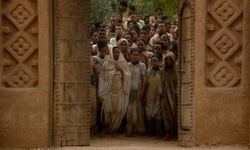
left=5, top=33, right=36, bottom=62
left=215, top=1, right=234, bottom=22
left=4, top=0, right=36, bottom=29
left=11, top=5, right=30, bottom=24
left=208, top=0, right=242, bottom=27
left=215, top=35, right=233, bottom=54
left=207, top=29, right=240, bottom=60
left=6, top=65, right=37, bottom=88
left=12, top=37, right=31, bottom=56
left=206, top=0, right=242, bottom=88
left=210, top=62, right=240, bottom=87
left=12, top=70, right=30, bottom=87
left=1, top=0, right=38, bottom=88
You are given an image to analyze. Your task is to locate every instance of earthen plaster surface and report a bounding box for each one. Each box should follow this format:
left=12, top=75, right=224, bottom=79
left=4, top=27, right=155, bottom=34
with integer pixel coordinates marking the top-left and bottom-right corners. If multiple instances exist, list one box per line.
left=0, top=0, right=51, bottom=148
left=194, top=0, right=250, bottom=145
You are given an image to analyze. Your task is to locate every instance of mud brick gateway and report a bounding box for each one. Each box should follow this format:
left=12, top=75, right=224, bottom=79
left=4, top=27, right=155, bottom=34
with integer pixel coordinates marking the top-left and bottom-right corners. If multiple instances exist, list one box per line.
left=0, top=0, right=250, bottom=149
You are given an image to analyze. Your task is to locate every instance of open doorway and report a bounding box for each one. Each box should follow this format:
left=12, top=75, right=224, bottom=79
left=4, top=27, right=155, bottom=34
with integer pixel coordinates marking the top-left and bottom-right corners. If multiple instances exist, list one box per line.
left=51, top=0, right=195, bottom=147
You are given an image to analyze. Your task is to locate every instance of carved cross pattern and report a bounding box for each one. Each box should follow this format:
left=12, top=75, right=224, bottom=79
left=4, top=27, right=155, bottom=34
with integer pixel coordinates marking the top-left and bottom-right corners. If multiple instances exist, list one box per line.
left=12, top=37, right=30, bottom=56
left=216, top=1, right=234, bottom=21
left=1, top=1, right=38, bottom=88
left=12, top=70, right=30, bottom=87
left=12, top=5, right=30, bottom=24
left=215, top=35, right=233, bottom=54
left=214, top=67, right=234, bottom=86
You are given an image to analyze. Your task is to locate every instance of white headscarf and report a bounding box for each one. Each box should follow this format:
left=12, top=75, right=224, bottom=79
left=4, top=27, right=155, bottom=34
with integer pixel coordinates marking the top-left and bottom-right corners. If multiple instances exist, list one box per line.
left=165, top=52, right=175, bottom=61
left=117, top=38, right=129, bottom=46
left=107, top=45, right=127, bottom=64
left=99, top=45, right=131, bottom=96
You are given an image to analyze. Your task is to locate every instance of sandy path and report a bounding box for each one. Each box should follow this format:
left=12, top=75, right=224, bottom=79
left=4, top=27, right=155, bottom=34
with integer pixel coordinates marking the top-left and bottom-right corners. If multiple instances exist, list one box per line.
left=51, top=134, right=249, bottom=150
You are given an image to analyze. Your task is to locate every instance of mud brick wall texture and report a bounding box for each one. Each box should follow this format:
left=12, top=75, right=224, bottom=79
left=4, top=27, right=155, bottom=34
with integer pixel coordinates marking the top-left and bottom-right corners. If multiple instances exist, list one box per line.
left=0, top=0, right=249, bottom=149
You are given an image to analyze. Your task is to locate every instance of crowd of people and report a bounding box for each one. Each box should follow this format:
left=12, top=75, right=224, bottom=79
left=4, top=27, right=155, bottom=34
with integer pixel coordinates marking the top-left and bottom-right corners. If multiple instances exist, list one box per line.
left=89, top=1, right=179, bottom=141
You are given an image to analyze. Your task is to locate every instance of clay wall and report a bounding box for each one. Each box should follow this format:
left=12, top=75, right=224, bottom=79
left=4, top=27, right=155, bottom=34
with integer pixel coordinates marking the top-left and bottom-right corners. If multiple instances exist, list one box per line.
left=194, top=0, right=250, bottom=145
left=1, top=0, right=250, bottom=148
left=0, top=0, right=51, bottom=148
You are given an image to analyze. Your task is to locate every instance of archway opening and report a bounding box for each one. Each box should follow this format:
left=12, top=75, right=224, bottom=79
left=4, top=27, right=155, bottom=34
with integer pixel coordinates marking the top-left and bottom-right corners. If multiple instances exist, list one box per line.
left=51, top=0, right=195, bottom=147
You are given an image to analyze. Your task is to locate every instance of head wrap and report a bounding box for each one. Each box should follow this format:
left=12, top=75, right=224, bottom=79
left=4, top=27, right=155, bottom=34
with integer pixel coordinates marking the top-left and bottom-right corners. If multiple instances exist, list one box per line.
left=165, top=52, right=175, bottom=61
left=118, top=38, right=129, bottom=46
left=108, top=45, right=126, bottom=64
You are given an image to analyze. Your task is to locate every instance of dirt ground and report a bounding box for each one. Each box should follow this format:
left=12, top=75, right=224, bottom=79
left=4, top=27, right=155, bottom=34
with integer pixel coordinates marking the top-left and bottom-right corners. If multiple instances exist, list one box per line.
left=1, top=134, right=248, bottom=150
left=51, top=134, right=249, bottom=150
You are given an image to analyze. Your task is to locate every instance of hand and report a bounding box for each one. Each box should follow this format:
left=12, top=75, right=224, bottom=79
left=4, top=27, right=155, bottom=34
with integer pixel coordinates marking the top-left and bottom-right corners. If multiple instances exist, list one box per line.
left=115, top=64, right=123, bottom=73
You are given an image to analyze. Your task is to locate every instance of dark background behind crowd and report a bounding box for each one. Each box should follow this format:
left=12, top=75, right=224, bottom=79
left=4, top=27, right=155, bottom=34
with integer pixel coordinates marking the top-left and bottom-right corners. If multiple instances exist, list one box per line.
left=89, top=0, right=179, bottom=141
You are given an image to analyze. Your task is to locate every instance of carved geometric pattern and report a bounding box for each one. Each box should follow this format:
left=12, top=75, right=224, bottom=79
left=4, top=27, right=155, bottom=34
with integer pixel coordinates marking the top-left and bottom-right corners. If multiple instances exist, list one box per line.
left=5, top=65, right=37, bottom=88
left=12, top=5, right=31, bottom=24
left=52, top=0, right=91, bottom=147
left=210, top=62, right=240, bottom=87
left=206, top=0, right=243, bottom=87
left=178, top=0, right=195, bottom=147
left=1, top=0, right=38, bottom=88
left=207, top=29, right=240, bottom=61
left=210, top=0, right=242, bottom=26
left=12, top=37, right=31, bottom=56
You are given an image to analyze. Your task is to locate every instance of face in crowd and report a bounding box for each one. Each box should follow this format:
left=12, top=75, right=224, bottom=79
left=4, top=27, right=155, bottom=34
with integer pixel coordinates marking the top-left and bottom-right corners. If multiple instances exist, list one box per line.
left=110, top=17, right=118, bottom=29
left=98, top=31, right=106, bottom=40
left=151, top=56, right=160, bottom=68
left=115, top=25, right=124, bottom=37
left=157, top=23, right=166, bottom=34
left=113, top=47, right=120, bottom=60
left=130, top=49, right=140, bottom=63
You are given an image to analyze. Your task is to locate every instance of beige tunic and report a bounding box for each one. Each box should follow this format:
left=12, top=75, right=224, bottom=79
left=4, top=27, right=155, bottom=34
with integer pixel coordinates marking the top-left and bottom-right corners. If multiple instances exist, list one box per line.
left=161, top=64, right=178, bottom=133
left=145, top=68, right=162, bottom=120
left=98, top=49, right=131, bottom=132
left=126, top=62, right=146, bottom=133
